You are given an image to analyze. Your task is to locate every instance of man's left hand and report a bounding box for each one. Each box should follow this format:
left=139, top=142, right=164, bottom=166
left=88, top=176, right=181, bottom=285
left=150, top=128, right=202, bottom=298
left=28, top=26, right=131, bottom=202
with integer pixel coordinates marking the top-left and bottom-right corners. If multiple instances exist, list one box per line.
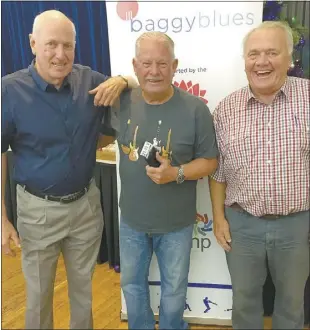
left=146, top=153, right=178, bottom=184
left=89, top=76, right=127, bottom=107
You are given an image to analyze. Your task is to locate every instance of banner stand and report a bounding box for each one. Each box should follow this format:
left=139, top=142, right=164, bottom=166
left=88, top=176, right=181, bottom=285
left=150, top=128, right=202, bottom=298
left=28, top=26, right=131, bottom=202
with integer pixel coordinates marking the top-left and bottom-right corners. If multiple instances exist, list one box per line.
left=107, top=1, right=263, bottom=325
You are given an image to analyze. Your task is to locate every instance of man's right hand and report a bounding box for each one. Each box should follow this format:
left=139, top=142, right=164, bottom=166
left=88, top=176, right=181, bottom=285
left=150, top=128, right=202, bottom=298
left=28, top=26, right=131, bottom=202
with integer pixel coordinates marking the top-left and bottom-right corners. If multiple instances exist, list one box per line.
left=213, top=217, right=232, bottom=252
left=2, top=216, right=20, bottom=256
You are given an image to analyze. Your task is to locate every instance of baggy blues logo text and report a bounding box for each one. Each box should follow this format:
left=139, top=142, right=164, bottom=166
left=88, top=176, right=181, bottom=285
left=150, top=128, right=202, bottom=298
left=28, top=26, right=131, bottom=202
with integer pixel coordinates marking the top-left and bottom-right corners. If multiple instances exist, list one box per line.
left=192, top=213, right=213, bottom=252
left=116, top=2, right=255, bottom=33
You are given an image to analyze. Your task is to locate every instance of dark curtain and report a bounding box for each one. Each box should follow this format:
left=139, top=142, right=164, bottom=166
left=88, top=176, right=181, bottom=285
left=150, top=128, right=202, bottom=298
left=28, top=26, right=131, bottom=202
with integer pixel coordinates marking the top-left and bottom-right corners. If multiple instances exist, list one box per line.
left=1, top=0, right=111, bottom=77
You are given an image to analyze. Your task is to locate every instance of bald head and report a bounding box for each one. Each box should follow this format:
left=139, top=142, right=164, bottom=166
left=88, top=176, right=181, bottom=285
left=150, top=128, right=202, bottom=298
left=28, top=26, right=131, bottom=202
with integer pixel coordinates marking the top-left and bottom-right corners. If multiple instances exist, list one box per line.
left=135, top=32, right=175, bottom=59
left=29, top=10, right=76, bottom=89
left=32, top=10, right=76, bottom=38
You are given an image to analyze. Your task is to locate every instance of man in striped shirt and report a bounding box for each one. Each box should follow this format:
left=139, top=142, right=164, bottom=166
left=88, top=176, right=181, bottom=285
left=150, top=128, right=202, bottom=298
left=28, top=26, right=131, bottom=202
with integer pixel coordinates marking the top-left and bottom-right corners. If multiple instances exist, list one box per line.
left=209, top=21, right=309, bottom=329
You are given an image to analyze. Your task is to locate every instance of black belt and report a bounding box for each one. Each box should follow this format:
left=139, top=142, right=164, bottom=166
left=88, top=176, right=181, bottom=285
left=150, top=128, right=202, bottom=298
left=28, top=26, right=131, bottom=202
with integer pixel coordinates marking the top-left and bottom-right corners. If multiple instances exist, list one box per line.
left=22, top=182, right=91, bottom=204
left=230, top=203, right=281, bottom=220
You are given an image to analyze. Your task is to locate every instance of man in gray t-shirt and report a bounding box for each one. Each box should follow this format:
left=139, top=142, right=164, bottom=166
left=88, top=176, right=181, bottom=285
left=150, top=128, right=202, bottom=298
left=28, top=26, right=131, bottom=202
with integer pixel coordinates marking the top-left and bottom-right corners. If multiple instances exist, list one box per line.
left=108, top=32, right=218, bottom=330
left=116, top=86, right=218, bottom=234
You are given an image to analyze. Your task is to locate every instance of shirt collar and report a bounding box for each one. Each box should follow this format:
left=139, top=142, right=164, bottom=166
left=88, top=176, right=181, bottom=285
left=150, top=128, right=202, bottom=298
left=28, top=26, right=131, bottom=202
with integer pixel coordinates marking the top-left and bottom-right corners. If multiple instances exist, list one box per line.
left=245, top=77, right=291, bottom=104
left=29, top=59, right=72, bottom=92
left=279, top=78, right=291, bottom=100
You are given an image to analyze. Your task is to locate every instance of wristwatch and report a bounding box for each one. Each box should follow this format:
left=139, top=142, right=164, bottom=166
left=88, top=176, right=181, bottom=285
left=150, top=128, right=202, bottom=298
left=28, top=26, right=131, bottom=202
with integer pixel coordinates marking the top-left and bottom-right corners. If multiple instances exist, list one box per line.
left=176, top=165, right=185, bottom=184
left=118, top=75, right=128, bottom=89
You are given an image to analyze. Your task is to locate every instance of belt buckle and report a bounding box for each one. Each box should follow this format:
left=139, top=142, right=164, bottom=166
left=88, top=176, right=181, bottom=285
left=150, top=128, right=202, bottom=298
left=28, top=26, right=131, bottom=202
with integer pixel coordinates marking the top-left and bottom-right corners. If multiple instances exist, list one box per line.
left=60, top=190, right=84, bottom=204
left=60, top=194, right=76, bottom=204
left=59, top=196, right=70, bottom=204
left=262, top=214, right=280, bottom=220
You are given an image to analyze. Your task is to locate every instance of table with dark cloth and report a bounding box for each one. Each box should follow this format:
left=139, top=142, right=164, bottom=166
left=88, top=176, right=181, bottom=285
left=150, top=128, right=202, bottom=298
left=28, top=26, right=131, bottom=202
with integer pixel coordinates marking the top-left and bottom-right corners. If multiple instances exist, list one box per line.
left=4, top=151, right=309, bottom=322
left=93, top=161, right=120, bottom=267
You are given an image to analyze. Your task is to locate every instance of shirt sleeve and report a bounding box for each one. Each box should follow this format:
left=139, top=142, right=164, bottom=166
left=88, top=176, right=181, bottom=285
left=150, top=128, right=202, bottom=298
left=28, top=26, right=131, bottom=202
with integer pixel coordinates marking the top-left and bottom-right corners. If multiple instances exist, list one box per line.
left=1, top=84, right=15, bottom=153
left=100, top=107, right=117, bottom=137
left=100, top=91, right=124, bottom=137
left=91, top=70, right=116, bottom=136
left=194, top=102, right=219, bottom=159
left=210, top=105, right=226, bottom=183
left=91, top=70, right=110, bottom=90
left=110, top=105, right=120, bottom=134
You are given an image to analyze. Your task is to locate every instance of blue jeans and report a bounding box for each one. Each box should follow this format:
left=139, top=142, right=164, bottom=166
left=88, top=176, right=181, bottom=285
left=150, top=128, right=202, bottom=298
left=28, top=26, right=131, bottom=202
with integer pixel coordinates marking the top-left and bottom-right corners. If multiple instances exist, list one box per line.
left=120, top=220, right=193, bottom=329
left=225, top=206, right=309, bottom=329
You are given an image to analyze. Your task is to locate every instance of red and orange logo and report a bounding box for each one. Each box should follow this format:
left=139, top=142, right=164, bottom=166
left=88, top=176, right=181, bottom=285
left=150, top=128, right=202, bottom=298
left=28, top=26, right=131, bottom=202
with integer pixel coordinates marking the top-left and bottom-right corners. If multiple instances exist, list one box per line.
left=116, top=1, right=139, bottom=21
left=174, top=80, right=208, bottom=104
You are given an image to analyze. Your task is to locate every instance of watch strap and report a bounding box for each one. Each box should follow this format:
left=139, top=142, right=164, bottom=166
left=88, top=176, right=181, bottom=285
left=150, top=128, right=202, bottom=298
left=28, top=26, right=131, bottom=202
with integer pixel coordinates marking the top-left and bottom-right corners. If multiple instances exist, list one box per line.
left=176, top=165, right=185, bottom=184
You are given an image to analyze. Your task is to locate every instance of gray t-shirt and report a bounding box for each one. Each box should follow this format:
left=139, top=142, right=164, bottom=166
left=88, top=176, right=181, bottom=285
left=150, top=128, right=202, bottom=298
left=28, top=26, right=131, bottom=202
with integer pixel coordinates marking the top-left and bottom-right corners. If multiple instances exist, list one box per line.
left=112, top=86, right=218, bottom=233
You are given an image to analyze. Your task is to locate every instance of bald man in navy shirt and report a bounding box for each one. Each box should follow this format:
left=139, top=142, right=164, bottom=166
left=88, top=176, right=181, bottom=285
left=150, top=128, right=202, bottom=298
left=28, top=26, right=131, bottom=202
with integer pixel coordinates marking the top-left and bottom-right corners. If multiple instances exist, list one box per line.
left=1, top=10, right=136, bottom=329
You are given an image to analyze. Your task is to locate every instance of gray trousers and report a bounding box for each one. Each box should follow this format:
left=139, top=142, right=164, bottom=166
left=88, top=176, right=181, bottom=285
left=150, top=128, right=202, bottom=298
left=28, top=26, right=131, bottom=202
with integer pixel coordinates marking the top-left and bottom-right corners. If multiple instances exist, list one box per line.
left=225, top=206, right=309, bottom=330
left=16, top=180, right=104, bottom=329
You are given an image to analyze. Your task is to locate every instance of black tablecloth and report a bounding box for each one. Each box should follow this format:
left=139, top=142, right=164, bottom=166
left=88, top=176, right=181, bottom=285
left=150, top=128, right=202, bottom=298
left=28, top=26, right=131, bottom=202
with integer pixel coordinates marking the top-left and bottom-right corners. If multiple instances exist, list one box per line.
left=4, top=151, right=309, bottom=321
left=4, top=151, right=120, bottom=269
left=94, top=161, right=120, bottom=267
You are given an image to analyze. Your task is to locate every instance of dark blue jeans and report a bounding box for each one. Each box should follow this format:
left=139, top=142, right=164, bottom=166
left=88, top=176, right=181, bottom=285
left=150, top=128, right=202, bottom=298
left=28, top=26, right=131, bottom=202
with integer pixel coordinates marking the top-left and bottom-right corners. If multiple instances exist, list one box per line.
left=120, top=220, right=193, bottom=329
left=225, top=207, right=309, bottom=329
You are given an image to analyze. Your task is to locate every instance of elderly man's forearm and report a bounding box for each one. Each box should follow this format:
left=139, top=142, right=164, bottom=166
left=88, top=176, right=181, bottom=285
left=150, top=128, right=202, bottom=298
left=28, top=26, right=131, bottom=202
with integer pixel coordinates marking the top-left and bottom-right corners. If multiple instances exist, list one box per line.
left=1, top=153, right=8, bottom=220
left=182, top=158, right=218, bottom=180
left=209, top=177, right=226, bottom=219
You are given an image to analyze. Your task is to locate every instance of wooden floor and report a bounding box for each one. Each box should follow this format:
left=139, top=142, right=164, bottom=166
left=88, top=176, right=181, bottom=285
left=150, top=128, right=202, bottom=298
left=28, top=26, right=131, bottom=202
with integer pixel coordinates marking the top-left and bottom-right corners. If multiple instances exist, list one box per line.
left=2, top=247, right=272, bottom=329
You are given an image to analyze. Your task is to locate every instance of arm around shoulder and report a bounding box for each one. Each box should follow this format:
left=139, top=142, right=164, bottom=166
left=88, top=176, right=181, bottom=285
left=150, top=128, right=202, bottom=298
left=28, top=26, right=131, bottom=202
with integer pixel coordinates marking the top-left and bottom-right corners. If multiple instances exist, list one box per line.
left=89, top=71, right=138, bottom=107
left=208, top=177, right=226, bottom=220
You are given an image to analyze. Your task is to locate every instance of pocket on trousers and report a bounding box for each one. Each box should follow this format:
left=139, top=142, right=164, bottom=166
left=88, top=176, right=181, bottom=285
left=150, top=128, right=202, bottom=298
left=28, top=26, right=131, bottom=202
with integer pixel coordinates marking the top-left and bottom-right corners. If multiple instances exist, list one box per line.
left=85, top=184, right=104, bottom=234
left=17, top=188, right=48, bottom=241
left=224, top=206, right=247, bottom=233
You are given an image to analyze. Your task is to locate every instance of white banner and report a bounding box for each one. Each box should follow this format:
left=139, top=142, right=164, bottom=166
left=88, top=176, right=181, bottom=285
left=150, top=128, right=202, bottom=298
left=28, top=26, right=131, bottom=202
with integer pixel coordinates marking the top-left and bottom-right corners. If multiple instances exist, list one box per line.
left=107, top=1, right=263, bottom=325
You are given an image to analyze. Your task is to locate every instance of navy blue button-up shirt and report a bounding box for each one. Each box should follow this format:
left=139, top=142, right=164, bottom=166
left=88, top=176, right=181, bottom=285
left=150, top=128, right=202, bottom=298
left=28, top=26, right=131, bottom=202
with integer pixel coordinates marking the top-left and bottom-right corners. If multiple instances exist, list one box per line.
left=2, top=62, right=111, bottom=195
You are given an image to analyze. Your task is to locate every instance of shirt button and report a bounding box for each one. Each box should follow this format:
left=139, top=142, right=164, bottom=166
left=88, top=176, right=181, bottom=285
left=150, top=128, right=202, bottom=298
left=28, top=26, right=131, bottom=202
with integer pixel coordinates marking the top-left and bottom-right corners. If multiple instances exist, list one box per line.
left=266, top=160, right=272, bottom=165
left=268, top=180, right=272, bottom=184
left=267, top=141, right=271, bottom=145
left=267, top=122, right=271, bottom=128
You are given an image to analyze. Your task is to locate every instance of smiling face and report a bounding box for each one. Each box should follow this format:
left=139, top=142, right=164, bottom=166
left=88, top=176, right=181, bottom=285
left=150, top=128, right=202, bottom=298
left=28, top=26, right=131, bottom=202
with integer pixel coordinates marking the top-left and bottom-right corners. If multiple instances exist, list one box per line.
left=133, top=39, right=178, bottom=97
left=29, top=17, right=75, bottom=88
left=244, top=27, right=291, bottom=97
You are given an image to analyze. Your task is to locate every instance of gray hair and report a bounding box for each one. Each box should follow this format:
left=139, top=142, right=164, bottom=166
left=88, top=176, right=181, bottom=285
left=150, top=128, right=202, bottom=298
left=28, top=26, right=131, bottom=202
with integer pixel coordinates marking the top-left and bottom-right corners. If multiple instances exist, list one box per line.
left=243, top=21, right=293, bottom=56
left=32, top=10, right=76, bottom=38
left=135, top=32, right=175, bottom=58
